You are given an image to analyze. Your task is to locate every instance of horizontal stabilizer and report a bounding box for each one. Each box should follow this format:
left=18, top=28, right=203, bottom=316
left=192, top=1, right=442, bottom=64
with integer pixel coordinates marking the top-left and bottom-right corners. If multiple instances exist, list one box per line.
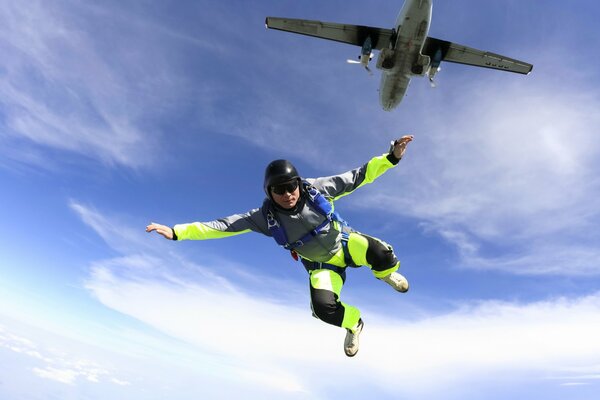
left=423, top=37, right=533, bottom=74
left=266, top=17, right=394, bottom=50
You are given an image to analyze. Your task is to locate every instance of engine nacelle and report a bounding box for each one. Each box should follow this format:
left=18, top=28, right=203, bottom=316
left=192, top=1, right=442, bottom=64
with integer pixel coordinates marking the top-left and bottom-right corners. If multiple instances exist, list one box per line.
left=359, top=37, right=373, bottom=68
left=410, top=54, right=431, bottom=76
left=347, top=37, right=375, bottom=73
left=426, top=48, right=443, bottom=85
left=356, top=52, right=374, bottom=67
left=376, top=48, right=396, bottom=71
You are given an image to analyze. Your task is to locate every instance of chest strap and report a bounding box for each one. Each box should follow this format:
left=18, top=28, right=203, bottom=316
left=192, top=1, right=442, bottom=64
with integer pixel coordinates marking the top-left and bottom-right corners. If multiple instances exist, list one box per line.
left=263, top=181, right=348, bottom=251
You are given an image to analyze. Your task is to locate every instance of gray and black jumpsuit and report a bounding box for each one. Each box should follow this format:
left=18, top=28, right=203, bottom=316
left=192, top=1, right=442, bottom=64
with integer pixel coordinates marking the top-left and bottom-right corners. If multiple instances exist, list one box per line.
left=173, top=152, right=403, bottom=332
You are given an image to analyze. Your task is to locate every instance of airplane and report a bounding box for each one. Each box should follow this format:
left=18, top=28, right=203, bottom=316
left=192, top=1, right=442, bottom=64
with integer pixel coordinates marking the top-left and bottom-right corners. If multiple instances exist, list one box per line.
left=265, top=0, right=533, bottom=111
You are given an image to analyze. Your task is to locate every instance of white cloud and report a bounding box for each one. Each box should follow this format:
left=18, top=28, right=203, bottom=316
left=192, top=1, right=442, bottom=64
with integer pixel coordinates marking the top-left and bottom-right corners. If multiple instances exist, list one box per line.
left=0, top=1, right=282, bottom=172
left=110, top=377, right=131, bottom=386
left=69, top=201, right=156, bottom=254
left=0, top=324, right=128, bottom=387
left=0, top=1, right=192, bottom=169
left=33, top=367, right=79, bottom=385
left=74, top=202, right=600, bottom=398
left=351, top=73, right=600, bottom=276
left=547, top=363, right=600, bottom=384
left=85, top=248, right=600, bottom=397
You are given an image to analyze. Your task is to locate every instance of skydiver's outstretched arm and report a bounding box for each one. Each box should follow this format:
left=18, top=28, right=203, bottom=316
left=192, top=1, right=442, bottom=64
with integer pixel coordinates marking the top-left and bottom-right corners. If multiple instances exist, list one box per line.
left=146, top=210, right=267, bottom=242
left=146, top=222, right=175, bottom=240
left=310, top=134, right=414, bottom=199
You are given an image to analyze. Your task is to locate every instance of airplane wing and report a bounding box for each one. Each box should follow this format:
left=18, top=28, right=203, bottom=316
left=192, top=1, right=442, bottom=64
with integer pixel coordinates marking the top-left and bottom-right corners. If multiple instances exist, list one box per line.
left=265, top=17, right=394, bottom=50
left=423, top=37, right=533, bottom=74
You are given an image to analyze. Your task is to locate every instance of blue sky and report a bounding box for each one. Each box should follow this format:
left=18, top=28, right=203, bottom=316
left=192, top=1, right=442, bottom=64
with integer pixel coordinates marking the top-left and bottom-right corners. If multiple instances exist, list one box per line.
left=1, top=0, right=600, bottom=398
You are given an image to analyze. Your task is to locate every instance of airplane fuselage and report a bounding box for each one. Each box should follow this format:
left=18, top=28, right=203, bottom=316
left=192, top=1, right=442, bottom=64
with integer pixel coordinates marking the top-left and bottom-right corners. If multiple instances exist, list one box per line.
left=378, top=0, right=432, bottom=110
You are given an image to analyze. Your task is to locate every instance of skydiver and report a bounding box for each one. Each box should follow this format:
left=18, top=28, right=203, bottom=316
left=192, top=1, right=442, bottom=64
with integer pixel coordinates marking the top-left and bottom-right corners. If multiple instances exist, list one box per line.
left=146, top=135, right=413, bottom=357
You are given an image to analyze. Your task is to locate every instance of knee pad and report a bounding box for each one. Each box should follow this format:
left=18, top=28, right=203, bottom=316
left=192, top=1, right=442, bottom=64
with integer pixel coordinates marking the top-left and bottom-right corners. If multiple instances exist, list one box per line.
left=364, top=235, right=398, bottom=270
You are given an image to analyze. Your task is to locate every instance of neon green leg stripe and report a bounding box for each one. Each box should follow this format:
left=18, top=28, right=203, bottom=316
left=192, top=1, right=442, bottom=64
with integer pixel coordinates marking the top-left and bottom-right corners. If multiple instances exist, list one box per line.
left=372, top=261, right=400, bottom=279
left=319, top=247, right=347, bottom=268
left=310, top=269, right=361, bottom=330
left=347, top=232, right=369, bottom=266
left=310, top=269, right=343, bottom=293
left=340, top=303, right=361, bottom=331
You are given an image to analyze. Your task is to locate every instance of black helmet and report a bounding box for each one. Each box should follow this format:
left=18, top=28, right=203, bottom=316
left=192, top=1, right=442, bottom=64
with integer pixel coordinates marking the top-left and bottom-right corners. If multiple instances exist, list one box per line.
left=264, top=159, right=300, bottom=196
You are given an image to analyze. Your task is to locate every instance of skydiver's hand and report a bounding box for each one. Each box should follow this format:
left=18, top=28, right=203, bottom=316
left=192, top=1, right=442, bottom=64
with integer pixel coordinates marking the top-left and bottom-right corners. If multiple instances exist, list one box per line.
left=146, top=222, right=174, bottom=240
left=392, top=135, right=414, bottom=159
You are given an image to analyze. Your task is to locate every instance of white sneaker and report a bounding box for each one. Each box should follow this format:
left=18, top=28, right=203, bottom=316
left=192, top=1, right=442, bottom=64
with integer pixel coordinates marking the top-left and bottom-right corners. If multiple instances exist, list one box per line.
left=344, top=319, right=364, bottom=357
left=380, top=272, right=409, bottom=292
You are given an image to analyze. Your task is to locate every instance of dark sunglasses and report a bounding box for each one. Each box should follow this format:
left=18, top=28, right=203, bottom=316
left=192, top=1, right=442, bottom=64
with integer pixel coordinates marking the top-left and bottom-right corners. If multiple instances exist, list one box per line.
left=271, top=179, right=299, bottom=195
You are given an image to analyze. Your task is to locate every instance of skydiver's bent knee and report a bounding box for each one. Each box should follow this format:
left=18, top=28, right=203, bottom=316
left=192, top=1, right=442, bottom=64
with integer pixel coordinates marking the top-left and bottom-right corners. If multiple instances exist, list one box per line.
left=310, top=287, right=345, bottom=327
left=364, top=235, right=398, bottom=272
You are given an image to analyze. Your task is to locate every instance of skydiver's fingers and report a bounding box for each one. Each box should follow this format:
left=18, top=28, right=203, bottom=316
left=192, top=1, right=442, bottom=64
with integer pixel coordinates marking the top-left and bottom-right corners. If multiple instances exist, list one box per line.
left=392, top=135, right=413, bottom=159
left=391, top=136, right=412, bottom=149
left=396, top=136, right=413, bottom=147
left=146, top=222, right=161, bottom=232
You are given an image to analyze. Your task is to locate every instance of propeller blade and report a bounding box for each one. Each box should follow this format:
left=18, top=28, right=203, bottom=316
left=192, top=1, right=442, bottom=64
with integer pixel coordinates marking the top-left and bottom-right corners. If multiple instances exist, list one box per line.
left=346, top=59, right=361, bottom=64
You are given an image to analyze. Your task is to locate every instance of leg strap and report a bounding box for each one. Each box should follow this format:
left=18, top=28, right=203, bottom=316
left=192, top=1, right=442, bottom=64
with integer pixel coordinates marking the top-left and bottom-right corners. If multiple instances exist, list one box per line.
left=301, top=258, right=347, bottom=282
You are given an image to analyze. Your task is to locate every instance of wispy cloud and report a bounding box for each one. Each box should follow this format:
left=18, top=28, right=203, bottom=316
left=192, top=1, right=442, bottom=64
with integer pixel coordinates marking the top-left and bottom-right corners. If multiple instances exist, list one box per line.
left=0, top=1, right=299, bottom=172
left=0, top=324, right=129, bottom=387
left=0, top=1, right=203, bottom=169
left=74, top=202, right=600, bottom=397
left=69, top=200, right=155, bottom=254
left=349, top=71, right=600, bottom=276
left=545, top=364, right=600, bottom=387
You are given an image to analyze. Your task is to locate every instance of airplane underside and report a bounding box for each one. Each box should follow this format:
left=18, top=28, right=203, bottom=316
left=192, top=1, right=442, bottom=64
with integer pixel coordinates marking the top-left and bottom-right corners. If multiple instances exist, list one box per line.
left=376, top=0, right=431, bottom=109
left=377, top=48, right=413, bottom=110
left=379, top=72, right=411, bottom=111
left=376, top=39, right=426, bottom=110
left=265, top=0, right=533, bottom=111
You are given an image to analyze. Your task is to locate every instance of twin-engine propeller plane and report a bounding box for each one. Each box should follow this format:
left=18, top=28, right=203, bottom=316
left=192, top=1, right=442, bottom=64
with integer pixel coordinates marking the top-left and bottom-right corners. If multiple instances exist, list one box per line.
left=266, top=0, right=533, bottom=111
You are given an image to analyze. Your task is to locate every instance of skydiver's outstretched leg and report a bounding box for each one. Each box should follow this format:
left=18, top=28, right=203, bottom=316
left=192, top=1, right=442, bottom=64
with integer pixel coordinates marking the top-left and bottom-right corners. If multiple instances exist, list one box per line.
left=309, top=269, right=360, bottom=329
left=308, top=268, right=364, bottom=356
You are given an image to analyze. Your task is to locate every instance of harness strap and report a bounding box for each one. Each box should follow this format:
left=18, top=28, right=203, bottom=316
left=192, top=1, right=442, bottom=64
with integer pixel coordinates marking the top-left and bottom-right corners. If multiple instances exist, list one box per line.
left=291, top=219, right=331, bottom=249
left=263, top=205, right=289, bottom=247
left=305, top=184, right=348, bottom=228
left=341, top=229, right=356, bottom=267
left=262, top=181, right=348, bottom=251
left=301, top=258, right=347, bottom=283
left=300, top=230, right=356, bottom=281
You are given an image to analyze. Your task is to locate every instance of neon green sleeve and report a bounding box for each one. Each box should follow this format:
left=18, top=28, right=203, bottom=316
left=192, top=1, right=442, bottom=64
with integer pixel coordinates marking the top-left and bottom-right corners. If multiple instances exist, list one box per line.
left=173, top=208, right=268, bottom=241
left=361, top=153, right=396, bottom=186
left=309, top=153, right=396, bottom=201
left=174, top=222, right=251, bottom=240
